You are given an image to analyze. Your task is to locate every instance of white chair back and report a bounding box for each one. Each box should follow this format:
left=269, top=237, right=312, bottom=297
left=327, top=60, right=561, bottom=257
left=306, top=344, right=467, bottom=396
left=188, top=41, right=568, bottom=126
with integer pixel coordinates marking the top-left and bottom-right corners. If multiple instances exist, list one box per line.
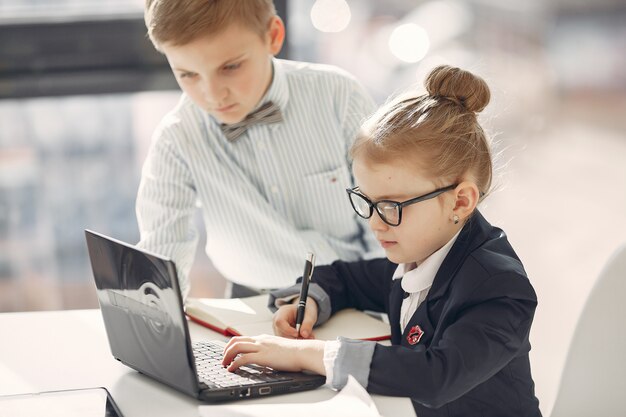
left=551, top=243, right=626, bottom=417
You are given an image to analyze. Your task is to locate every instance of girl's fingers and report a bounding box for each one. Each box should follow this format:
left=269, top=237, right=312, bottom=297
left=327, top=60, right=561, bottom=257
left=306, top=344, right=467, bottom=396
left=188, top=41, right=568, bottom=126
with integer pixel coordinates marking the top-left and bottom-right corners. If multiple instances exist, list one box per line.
left=273, top=318, right=299, bottom=338
left=223, top=335, right=255, bottom=351
left=272, top=305, right=299, bottom=338
left=221, top=341, right=260, bottom=366
left=298, top=299, right=318, bottom=338
left=299, top=311, right=316, bottom=339
left=226, top=352, right=259, bottom=372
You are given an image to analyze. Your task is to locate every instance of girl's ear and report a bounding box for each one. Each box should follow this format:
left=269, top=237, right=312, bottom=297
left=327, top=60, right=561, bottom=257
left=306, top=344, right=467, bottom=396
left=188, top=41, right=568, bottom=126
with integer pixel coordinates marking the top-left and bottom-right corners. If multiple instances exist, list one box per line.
left=452, top=181, right=480, bottom=223
left=267, top=16, right=285, bottom=56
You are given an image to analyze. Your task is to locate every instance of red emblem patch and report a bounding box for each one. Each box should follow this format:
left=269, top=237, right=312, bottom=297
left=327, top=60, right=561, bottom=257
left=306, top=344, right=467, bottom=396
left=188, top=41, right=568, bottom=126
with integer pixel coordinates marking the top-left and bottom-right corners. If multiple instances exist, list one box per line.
left=406, top=325, right=424, bottom=345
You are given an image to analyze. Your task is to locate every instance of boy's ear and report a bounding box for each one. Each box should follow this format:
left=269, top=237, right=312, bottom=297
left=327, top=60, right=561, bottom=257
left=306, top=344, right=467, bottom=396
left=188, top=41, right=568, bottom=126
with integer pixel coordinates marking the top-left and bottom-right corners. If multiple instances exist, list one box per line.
left=267, top=16, right=285, bottom=56
left=452, top=181, right=480, bottom=222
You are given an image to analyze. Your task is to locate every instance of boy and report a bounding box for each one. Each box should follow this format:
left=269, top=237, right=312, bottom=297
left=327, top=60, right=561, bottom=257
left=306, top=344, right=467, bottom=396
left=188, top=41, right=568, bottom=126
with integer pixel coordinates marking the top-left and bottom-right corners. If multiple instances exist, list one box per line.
left=138, top=0, right=379, bottom=298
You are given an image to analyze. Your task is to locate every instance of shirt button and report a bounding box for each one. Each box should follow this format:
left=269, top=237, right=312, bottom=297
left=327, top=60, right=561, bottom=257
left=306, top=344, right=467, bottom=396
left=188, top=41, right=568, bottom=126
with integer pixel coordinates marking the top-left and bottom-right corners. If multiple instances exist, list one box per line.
left=258, top=142, right=266, bottom=150
left=271, top=185, right=279, bottom=194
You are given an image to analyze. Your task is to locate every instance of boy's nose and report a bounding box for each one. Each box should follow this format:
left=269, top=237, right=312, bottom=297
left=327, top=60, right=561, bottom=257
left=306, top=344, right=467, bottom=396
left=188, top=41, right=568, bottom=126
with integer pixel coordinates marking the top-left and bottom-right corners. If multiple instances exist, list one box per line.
left=202, top=79, right=228, bottom=103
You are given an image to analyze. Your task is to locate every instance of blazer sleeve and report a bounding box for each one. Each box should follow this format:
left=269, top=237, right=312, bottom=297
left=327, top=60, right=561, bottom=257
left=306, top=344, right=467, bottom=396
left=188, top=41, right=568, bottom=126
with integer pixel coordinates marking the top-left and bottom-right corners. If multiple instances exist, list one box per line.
left=367, top=272, right=538, bottom=409
left=312, top=258, right=396, bottom=315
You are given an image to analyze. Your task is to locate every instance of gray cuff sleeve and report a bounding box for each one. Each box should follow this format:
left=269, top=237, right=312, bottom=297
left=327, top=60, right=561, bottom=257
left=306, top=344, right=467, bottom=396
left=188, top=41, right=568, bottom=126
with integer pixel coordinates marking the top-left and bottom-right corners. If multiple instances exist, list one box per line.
left=330, top=336, right=377, bottom=390
left=267, top=283, right=332, bottom=327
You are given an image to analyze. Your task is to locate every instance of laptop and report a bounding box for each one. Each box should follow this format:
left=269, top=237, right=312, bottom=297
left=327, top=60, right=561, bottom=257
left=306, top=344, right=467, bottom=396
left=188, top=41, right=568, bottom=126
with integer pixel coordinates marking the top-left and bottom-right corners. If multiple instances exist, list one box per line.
left=84, top=229, right=325, bottom=402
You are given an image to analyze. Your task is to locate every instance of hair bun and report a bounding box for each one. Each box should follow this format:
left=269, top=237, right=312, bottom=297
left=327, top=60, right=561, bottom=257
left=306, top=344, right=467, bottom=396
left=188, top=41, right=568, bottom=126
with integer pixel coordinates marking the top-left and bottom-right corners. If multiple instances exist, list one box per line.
left=425, top=65, right=490, bottom=113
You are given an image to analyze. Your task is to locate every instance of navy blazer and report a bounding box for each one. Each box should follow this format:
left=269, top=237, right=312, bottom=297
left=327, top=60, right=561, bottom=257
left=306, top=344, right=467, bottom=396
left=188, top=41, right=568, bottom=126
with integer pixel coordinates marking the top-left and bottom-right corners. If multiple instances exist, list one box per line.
left=310, top=211, right=542, bottom=417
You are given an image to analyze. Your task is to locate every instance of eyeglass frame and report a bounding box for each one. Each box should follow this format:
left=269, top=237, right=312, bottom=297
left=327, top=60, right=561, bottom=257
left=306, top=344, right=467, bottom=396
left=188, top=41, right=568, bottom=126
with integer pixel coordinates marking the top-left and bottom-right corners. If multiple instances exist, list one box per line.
left=346, top=183, right=459, bottom=227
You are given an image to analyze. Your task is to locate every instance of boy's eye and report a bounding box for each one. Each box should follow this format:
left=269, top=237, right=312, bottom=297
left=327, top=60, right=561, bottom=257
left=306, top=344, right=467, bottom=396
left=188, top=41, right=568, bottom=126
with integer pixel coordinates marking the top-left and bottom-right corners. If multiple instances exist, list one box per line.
left=179, top=72, right=197, bottom=79
left=223, top=62, right=242, bottom=71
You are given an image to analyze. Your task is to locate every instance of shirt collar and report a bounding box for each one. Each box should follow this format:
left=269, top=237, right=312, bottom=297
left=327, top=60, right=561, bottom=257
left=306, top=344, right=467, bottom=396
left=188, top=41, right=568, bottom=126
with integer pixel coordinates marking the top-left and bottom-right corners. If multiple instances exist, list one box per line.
left=256, top=58, right=289, bottom=111
left=392, top=229, right=462, bottom=294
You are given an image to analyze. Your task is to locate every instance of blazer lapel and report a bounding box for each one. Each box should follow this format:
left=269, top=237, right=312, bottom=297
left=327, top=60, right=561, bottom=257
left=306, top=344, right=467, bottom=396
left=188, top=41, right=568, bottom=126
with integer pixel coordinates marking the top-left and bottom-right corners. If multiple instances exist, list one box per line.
left=389, top=279, right=405, bottom=345
left=387, top=212, right=498, bottom=348
left=426, top=211, right=494, bottom=302
left=389, top=278, right=404, bottom=345
left=401, top=302, right=434, bottom=348
left=390, top=278, right=435, bottom=348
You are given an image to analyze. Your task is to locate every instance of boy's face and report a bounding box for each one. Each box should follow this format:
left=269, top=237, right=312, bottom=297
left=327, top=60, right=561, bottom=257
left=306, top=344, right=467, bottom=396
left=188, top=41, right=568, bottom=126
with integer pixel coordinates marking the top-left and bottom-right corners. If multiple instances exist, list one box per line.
left=161, top=17, right=284, bottom=125
left=352, top=157, right=459, bottom=266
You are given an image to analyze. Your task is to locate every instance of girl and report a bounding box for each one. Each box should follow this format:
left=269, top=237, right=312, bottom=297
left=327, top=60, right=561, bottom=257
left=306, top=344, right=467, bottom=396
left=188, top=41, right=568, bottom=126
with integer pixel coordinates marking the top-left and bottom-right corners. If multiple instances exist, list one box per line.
left=222, top=65, right=542, bottom=417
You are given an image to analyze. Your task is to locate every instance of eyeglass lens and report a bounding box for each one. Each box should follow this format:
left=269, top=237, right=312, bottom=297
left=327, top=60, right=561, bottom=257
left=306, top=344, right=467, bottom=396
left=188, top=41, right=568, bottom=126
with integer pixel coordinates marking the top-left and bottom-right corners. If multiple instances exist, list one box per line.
left=349, top=193, right=400, bottom=225
left=349, top=193, right=371, bottom=217
left=377, top=202, right=400, bottom=225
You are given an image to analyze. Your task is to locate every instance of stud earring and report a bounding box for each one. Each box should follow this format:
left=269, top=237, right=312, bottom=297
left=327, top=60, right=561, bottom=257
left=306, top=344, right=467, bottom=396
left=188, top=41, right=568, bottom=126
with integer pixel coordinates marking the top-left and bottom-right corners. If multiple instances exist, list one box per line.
left=453, top=214, right=460, bottom=225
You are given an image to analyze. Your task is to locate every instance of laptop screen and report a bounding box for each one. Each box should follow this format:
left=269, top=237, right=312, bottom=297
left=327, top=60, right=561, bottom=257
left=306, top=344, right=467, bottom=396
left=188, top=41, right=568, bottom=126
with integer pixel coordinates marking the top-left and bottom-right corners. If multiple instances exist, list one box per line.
left=85, top=230, right=200, bottom=397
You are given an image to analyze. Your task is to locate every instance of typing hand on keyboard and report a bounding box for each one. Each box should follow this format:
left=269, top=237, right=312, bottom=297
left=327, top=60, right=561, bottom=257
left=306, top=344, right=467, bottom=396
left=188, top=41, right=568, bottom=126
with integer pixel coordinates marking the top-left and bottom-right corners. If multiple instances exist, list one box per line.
left=221, top=334, right=326, bottom=376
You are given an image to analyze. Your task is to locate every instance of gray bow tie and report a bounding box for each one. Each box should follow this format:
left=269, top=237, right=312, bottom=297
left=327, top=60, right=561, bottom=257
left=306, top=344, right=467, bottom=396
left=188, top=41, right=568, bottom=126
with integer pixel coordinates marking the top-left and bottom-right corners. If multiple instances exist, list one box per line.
left=220, top=101, right=283, bottom=142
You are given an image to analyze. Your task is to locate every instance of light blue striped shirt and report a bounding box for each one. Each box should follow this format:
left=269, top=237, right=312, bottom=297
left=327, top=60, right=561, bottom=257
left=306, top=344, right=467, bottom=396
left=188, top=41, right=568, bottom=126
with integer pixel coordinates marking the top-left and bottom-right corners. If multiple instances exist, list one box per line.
left=136, top=58, right=381, bottom=298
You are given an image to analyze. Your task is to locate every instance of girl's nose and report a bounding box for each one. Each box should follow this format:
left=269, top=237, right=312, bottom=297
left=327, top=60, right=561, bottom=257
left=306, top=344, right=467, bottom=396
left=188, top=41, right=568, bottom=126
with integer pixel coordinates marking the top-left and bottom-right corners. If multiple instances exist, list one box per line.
left=368, top=211, right=389, bottom=232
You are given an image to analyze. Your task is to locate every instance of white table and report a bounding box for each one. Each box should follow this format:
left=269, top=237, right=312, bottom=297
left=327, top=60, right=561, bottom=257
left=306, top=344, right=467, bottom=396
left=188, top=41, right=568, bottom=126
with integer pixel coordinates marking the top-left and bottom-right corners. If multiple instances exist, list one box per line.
left=0, top=309, right=415, bottom=416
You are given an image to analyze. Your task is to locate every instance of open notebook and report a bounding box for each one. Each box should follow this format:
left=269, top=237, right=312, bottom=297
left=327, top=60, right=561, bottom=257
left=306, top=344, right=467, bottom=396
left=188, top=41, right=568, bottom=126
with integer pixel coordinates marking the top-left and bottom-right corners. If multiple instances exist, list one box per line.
left=185, top=294, right=391, bottom=341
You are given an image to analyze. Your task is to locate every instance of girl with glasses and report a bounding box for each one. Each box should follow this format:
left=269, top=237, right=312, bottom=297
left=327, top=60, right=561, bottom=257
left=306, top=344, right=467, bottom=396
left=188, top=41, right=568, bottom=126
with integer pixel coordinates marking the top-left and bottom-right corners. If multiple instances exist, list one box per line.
left=222, top=65, right=542, bottom=417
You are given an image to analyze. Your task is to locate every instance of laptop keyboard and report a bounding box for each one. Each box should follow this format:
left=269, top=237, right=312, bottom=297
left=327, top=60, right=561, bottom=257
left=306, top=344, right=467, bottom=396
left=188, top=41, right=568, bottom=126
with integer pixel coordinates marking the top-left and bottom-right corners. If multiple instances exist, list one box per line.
left=192, top=341, right=292, bottom=390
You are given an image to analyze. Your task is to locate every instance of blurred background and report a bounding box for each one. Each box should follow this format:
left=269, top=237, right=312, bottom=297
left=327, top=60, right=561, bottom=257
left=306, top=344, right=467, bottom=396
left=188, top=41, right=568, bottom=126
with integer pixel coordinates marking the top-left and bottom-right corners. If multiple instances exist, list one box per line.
left=0, top=0, right=625, bottom=414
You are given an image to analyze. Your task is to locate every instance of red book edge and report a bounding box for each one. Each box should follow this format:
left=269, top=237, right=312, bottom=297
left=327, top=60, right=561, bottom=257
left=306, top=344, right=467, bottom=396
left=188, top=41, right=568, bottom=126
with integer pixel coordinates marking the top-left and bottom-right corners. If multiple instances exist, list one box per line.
left=361, top=334, right=391, bottom=342
left=186, top=313, right=242, bottom=337
left=187, top=313, right=389, bottom=341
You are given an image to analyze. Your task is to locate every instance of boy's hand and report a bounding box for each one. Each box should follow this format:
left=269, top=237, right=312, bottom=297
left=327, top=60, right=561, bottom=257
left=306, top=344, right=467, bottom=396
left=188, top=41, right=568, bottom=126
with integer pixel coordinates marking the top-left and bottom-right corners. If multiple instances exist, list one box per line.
left=222, top=334, right=326, bottom=375
left=272, top=297, right=318, bottom=339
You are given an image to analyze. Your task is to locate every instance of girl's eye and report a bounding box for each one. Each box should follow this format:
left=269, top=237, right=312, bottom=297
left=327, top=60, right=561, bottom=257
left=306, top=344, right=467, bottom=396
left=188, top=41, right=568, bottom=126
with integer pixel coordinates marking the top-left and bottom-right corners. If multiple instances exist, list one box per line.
left=179, top=72, right=197, bottom=79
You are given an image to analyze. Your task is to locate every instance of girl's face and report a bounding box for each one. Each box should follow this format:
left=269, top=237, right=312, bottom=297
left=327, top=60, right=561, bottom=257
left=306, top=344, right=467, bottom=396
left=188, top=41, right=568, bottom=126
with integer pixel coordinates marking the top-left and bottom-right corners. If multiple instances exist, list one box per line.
left=352, top=157, right=459, bottom=265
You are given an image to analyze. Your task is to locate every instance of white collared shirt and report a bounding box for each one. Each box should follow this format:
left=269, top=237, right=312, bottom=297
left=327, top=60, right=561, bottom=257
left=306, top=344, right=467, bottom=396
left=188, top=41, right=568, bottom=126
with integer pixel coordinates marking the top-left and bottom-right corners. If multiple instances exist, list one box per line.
left=393, top=230, right=462, bottom=332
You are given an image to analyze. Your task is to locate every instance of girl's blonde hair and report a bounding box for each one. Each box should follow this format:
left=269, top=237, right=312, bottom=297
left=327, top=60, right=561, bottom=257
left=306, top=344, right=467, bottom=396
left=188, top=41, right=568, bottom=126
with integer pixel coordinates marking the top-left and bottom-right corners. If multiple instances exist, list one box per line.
left=352, top=65, right=493, bottom=199
left=145, top=0, right=276, bottom=51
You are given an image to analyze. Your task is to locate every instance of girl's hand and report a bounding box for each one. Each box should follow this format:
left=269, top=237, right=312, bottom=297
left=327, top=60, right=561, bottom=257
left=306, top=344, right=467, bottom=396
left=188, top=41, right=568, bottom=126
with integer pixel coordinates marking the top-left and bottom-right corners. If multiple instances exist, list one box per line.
left=221, top=334, right=326, bottom=375
left=272, top=297, right=319, bottom=339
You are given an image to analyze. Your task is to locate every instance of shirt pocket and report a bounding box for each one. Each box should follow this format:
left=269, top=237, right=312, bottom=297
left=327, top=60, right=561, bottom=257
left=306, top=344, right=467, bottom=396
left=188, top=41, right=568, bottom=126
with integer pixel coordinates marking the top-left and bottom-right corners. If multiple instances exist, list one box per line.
left=297, top=165, right=359, bottom=237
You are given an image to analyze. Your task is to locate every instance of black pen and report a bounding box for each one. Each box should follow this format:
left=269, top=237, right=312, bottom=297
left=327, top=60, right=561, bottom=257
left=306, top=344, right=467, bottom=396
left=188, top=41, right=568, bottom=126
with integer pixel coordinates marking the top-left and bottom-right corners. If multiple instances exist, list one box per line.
left=295, top=252, right=315, bottom=338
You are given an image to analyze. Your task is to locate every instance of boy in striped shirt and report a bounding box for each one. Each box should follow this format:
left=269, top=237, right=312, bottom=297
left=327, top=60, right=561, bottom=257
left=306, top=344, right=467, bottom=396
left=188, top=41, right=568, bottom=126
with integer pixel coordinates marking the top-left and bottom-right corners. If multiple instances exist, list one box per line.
left=138, top=0, right=380, bottom=298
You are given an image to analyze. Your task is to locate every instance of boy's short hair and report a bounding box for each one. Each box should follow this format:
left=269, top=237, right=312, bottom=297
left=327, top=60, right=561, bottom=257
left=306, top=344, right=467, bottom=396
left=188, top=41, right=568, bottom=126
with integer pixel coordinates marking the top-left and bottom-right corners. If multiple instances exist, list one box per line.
left=145, top=0, right=277, bottom=51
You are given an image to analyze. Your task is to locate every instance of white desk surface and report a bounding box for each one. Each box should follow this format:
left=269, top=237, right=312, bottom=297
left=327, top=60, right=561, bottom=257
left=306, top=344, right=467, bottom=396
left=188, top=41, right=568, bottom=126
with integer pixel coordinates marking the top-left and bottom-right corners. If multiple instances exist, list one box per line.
left=0, top=309, right=415, bottom=416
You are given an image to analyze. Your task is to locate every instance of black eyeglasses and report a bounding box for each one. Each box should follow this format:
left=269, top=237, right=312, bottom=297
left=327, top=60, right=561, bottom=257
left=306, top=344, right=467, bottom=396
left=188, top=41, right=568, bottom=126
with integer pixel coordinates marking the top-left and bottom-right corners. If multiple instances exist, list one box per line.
left=346, top=184, right=458, bottom=226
